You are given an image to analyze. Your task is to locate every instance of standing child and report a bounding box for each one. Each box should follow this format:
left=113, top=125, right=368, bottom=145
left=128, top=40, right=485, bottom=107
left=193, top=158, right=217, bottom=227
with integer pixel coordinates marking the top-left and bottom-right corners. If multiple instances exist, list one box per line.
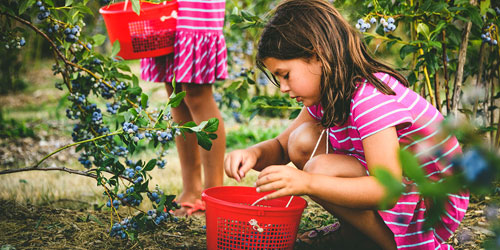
left=141, top=0, right=228, bottom=216
left=224, top=0, right=469, bottom=249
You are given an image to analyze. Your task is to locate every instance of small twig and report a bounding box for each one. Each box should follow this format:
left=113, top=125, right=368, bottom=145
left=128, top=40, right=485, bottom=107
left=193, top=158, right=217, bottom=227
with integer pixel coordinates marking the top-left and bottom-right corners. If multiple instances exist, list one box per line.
left=163, top=233, right=183, bottom=238
left=442, top=30, right=451, bottom=114
left=34, top=131, right=122, bottom=168
left=258, top=105, right=302, bottom=110
left=472, top=42, right=486, bottom=119
left=0, top=166, right=98, bottom=178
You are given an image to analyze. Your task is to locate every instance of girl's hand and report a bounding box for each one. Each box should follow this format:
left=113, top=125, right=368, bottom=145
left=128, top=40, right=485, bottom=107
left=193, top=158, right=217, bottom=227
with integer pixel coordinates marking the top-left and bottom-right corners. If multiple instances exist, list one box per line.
left=255, top=165, right=311, bottom=200
left=224, top=148, right=258, bottom=182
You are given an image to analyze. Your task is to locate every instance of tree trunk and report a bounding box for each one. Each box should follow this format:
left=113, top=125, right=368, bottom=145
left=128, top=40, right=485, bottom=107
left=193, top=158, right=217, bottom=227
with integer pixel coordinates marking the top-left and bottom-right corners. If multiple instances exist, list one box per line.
left=451, top=0, right=476, bottom=116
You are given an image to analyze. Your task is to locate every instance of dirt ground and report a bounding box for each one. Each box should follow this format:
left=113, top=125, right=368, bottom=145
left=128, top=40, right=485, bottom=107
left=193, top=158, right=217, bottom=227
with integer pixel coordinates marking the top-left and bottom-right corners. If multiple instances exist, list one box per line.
left=0, top=194, right=497, bottom=249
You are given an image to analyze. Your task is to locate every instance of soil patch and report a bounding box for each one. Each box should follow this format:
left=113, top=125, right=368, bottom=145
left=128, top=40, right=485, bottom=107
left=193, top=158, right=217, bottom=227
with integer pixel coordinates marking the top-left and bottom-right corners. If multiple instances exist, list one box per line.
left=0, top=196, right=497, bottom=250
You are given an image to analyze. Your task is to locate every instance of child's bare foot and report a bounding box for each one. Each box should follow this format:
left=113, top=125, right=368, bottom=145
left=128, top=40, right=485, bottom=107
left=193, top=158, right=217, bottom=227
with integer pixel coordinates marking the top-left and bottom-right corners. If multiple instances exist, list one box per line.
left=173, top=192, right=205, bottom=217
left=296, top=222, right=345, bottom=249
left=296, top=222, right=381, bottom=250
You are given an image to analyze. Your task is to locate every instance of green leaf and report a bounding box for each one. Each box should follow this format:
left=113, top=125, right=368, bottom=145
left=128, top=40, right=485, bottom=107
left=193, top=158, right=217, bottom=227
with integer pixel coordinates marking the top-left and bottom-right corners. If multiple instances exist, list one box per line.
left=65, top=0, right=74, bottom=7
left=480, top=0, right=490, bottom=17
left=111, top=40, right=121, bottom=58
left=190, top=121, right=208, bottom=132
left=429, top=21, right=447, bottom=40
left=399, top=149, right=426, bottom=183
left=92, top=34, right=106, bottom=47
left=373, top=168, right=404, bottom=210
left=204, top=118, right=219, bottom=133
left=167, top=91, right=186, bottom=108
left=141, top=93, right=148, bottom=109
left=128, top=86, right=142, bottom=96
left=417, top=23, right=430, bottom=40
left=19, top=0, right=36, bottom=14
left=144, top=159, right=157, bottom=171
left=128, top=108, right=138, bottom=116
left=182, top=121, right=197, bottom=128
left=289, top=109, right=301, bottom=119
left=72, top=5, right=94, bottom=16
left=196, top=132, right=212, bottom=151
left=240, top=10, right=256, bottom=22
left=131, top=0, right=141, bottom=16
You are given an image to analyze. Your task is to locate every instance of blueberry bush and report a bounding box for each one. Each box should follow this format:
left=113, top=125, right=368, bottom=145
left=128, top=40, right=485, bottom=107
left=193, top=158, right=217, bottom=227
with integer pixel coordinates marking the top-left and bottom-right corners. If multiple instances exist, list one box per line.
left=0, top=0, right=219, bottom=241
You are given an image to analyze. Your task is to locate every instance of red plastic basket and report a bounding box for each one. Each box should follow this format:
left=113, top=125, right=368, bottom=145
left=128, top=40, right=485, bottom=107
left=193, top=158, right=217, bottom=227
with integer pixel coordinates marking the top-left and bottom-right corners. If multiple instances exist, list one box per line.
left=99, top=0, right=178, bottom=60
left=202, top=186, right=307, bottom=250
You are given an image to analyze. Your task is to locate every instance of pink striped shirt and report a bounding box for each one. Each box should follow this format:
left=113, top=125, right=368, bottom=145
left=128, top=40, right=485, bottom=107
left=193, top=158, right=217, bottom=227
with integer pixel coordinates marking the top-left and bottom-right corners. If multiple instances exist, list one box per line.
left=307, top=72, right=469, bottom=249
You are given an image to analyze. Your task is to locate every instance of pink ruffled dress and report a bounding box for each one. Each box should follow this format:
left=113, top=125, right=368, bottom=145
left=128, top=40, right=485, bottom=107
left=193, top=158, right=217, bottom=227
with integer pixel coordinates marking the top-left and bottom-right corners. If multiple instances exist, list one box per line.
left=140, top=0, right=228, bottom=84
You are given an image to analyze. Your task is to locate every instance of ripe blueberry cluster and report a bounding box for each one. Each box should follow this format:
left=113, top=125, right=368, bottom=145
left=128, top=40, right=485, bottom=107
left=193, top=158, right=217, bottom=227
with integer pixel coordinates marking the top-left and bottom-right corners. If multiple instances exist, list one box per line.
left=106, top=102, right=120, bottom=114
left=356, top=16, right=396, bottom=33
left=455, top=148, right=493, bottom=184
left=257, top=73, right=269, bottom=86
left=233, top=111, right=243, bottom=123
left=147, top=189, right=164, bottom=204
left=63, top=25, right=80, bottom=43
left=91, top=110, right=103, bottom=125
left=213, top=92, right=222, bottom=103
left=124, top=166, right=141, bottom=178
left=36, top=1, right=51, bottom=20
left=123, top=122, right=139, bottom=134
left=111, top=146, right=129, bottom=157
left=356, top=18, right=373, bottom=32
left=47, top=24, right=59, bottom=33
left=67, top=93, right=86, bottom=105
left=156, top=159, right=166, bottom=169
left=124, top=166, right=144, bottom=184
left=125, top=187, right=142, bottom=206
left=146, top=209, right=170, bottom=224
left=66, top=108, right=80, bottom=119
left=496, top=7, right=500, bottom=15
left=97, top=126, right=110, bottom=134
left=381, top=17, right=397, bottom=33
left=106, top=198, right=121, bottom=209
left=99, top=82, right=113, bottom=99
left=109, top=218, right=137, bottom=239
left=156, top=130, right=174, bottom=144
left=78, top=154, right=93, bottom=168
left=481, top=25, right=498, bottom=46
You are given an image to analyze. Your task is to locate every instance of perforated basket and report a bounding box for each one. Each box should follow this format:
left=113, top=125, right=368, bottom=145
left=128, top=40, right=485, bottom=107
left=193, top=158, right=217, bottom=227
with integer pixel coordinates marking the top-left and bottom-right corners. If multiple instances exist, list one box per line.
left=202, top=186, right=307, bottom=250
left=99, top=0, right=178, bottom=60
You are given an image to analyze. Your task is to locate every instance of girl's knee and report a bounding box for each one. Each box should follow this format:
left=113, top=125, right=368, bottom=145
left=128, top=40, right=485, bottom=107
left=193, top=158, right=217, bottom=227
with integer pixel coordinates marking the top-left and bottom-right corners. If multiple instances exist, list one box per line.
left=303, top=154, right=367, bottom=178
left=182, top=84, right=213, bottom=109
left=288, top=121, right=323, bottom=169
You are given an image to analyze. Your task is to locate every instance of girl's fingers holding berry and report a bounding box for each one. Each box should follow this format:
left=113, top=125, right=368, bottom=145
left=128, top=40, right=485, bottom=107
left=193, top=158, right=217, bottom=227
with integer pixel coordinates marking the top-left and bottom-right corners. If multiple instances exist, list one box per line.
left=238, top=157, right=255, bottom=179
left=224, top=153, right=242, bottom=181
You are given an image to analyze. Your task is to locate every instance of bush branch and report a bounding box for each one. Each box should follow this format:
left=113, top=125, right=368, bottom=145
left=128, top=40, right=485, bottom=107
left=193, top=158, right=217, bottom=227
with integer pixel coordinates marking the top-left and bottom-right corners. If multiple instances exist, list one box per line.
left=0, top=166, right=98, bottom=178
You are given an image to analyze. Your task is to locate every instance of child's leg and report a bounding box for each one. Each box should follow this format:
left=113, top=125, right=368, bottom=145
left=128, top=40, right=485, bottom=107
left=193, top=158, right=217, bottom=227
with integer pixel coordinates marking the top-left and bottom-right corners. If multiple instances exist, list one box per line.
left=165, top=83, right=203, bottom=207
left=181, top=83, right=225, bottom=189
left=288, top=122, right=397, bottom=250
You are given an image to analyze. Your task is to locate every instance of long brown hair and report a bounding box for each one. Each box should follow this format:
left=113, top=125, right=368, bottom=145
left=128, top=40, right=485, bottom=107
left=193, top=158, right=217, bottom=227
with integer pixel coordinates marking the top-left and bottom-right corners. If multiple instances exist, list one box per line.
left=256, top=0, right=409, bottom=127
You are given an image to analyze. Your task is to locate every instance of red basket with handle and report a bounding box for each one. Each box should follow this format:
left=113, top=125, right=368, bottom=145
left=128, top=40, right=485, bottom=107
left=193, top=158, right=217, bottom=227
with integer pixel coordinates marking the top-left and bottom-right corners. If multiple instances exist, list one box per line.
left=202, top=186, right=307, bottom=250
left=99, top=0, right=178, bottom=60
